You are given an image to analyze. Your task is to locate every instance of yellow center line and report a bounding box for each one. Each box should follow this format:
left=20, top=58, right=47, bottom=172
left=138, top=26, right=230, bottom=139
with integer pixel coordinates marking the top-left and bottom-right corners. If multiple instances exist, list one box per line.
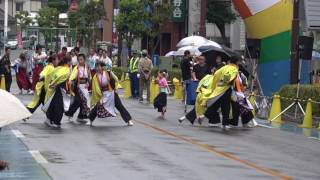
left=135, top=119, right=293, bottom=180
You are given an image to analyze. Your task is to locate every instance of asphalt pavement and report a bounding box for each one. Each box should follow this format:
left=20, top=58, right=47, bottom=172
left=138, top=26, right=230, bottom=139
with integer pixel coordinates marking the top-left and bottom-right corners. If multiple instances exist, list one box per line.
left=0, top=82, right=318, bottom=180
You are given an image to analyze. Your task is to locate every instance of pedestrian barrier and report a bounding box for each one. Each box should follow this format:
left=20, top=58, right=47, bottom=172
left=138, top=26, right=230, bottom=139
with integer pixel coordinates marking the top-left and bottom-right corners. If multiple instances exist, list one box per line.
left=149, top=77, right=159, bottom=104
left=173, top=78, right=184, bottom=100
left=268, top=95, right=282, bottom=123
left=300, top=99, right=313, bottom=129
left=0, top=75, right=5, bottom=90
left=123, top=73, right=131, bottom=98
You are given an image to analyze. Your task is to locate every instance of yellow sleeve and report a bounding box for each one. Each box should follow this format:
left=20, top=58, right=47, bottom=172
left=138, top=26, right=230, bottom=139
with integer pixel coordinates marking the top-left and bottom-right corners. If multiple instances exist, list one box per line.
left=91, top=75, right=103, bottom=107
left=69, top=65, right=78, bottom=81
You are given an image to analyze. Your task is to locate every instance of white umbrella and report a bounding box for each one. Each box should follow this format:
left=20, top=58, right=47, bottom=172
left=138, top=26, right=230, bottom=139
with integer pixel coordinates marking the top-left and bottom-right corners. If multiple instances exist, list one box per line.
left=176, top=35, right=209, bottom=48
left=202, top=40, right=222, bottom=49
left=165, top=51, right=176, bottom=57
left=175, top=46, right=202, bottom=56
left=0, top=90, right=31, bottom=127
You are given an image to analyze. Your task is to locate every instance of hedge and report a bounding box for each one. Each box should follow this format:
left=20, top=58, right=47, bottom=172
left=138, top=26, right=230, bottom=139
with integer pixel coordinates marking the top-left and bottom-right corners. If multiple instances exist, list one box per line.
left=278, top=84, right=320, bottom=117
left=112, top=67, right=182, bottom=82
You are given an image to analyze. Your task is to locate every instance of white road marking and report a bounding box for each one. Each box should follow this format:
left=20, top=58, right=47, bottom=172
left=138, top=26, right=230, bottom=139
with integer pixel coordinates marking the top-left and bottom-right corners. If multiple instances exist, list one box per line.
left=11, top=129, right=25, bottom=138
left=29, top=150, right=48, bottom=164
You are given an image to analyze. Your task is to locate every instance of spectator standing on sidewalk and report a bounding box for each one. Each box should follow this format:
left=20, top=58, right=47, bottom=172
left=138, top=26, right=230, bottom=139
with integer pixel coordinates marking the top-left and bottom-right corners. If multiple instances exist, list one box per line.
left=0, top=47, right=12, bottom=92
left=138, top=49, right=153, bottom=103
left=128, top=50, right=140, bottom=98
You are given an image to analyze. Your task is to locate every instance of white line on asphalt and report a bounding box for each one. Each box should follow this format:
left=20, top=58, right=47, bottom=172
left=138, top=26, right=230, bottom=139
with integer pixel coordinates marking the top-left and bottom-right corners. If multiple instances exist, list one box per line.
left=29, top=150, right=48, bottom=164
left=257, top=124, right=274, bottom=129
left=11, top=129, right=25, bottom=138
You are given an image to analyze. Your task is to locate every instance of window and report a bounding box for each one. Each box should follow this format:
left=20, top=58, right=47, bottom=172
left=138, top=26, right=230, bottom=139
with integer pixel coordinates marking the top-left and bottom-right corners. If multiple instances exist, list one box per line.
left=16, top=2, right=23, bottom=12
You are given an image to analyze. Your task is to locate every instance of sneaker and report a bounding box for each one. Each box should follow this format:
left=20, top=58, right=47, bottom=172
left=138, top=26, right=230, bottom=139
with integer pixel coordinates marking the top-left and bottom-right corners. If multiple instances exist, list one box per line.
left=76, top=118, right=88, bottom=123
left=28, top=90, right=34, bottom=95
left=208, top=123, right=220, bottom=127
left=221, top=125, right=231, bottom=130
left=178, top=116, right=186, bottom=123
left=139, top=99, right=143, bottom=103
left=127, top=120, right=134, bottom=126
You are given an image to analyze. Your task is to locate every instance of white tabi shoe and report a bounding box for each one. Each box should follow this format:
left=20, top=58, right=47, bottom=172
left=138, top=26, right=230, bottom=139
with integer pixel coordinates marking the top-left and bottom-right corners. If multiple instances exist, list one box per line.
left=208, top=123, right=220, bottom=127
left=178, top=116, right=186, bottom=124
left=67, top=116, right=73, bottom=122
left=127, top=120, right=134, bottom=126
left=221, top=125, right=231, bottom=130
left=44, top=119, right=53, bottom=127
left=76, top=118, right=88, bottom=124
left=86, top=120, right=93, bottom=126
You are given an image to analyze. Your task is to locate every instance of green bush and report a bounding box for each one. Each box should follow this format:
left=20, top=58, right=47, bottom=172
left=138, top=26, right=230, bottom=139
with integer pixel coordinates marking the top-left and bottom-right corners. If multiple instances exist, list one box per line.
left=278, top=84, right=320, bottom=116
left=112, top=67, right=182, bottom=82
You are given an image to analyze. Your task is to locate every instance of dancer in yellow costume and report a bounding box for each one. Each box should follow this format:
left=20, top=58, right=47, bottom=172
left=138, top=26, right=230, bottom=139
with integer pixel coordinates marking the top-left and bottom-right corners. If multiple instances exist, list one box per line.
left=26, top=55, right=56, bottom=114
left=179, top=56, right=239, bottom=129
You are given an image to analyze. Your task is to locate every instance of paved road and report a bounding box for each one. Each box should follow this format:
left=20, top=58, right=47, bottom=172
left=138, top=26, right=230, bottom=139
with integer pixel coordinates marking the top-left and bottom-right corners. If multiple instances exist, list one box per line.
left=3, top=87, right=320, bottom=180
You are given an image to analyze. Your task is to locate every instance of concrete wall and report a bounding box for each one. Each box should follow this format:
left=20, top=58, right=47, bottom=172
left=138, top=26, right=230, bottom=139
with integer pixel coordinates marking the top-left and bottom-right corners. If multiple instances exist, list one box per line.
left=188, top=0, right=201, bottom=35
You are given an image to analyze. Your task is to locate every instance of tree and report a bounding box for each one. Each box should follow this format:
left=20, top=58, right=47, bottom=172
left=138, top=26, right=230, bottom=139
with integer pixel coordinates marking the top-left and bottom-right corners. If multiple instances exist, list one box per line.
left=68, top=0, right=106, bottom=48
left=37, top=7, right=59, bottom=49
left=15, top=11, right=33, bottom=33
left=115, top=0, right=146, bottom=49
left=142, top=0, right=171, bottom=55
left=48, top=0, right=68, bottom=13
left=206, top=0, right=237, bottom=46
left=115, top=0, right=171, bottom=65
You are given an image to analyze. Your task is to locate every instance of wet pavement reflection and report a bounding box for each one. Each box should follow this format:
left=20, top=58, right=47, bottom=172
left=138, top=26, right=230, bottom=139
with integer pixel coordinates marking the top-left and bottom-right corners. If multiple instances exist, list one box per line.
left=257, top=119, right=320, bottom=140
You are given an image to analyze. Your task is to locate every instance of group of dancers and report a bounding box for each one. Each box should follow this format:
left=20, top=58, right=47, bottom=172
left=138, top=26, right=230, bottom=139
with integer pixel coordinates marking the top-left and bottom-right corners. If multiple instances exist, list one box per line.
left=3, top=45, right=256, bottom=130
left=24, top=47, right=134, bottom=128
left=179, top=51, right=256, bottom=130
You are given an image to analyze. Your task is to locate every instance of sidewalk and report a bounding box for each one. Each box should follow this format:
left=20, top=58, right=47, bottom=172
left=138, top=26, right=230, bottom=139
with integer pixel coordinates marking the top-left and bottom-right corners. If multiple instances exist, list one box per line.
left=0, top=127, right=51, bottom=180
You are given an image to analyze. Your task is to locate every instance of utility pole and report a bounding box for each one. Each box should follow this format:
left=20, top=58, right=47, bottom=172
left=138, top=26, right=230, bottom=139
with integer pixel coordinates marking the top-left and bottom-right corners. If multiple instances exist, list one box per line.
left=290, top=0, right=300, bottom=84
left=4, top=0, right=8, bottom=51
left=199, top=0, right=206, bottom=37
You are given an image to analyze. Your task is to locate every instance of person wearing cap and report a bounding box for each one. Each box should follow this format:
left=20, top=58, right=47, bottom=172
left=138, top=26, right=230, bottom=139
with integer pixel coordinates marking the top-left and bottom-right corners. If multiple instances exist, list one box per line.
left=138, top=49, right=153, bottom=103
left=128, top=50, right=140, bottom=98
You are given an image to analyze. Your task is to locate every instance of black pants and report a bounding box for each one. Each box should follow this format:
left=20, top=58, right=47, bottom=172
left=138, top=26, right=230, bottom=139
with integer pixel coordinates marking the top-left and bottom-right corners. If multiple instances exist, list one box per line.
left=65, top=91, right=88, bottom=119
left=229, top=101, right=253, bottom=126
left=186, top=108, right=196, bottom=124
left=27, top=88, right=45, bottom=114
left=89, top=93, right=132, bottom=123
left=46, top=88, right=64, bottom=125
left=5, top=74, right=12, bottom=92
left=204, top=88, right=232, bottom=126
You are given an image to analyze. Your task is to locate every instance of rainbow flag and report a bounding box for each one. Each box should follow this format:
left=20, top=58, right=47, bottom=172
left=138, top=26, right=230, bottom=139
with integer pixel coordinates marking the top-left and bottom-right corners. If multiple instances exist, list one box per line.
left=233, top=0, right=301, bottom=95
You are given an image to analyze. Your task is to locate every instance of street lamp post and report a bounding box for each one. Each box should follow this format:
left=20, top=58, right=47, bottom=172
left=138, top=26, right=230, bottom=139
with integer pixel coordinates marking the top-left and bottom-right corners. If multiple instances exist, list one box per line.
left=290, top=0, right=300, bottom=84
left=4, top=0, right=8, bottom=51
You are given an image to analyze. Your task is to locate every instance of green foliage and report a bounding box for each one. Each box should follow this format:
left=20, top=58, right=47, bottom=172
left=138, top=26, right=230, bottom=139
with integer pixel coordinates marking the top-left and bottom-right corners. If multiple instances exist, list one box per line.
left=48, top=0, right=68, bottom=13
left=278, top=84, right=320, bottom=116
left=115, top=0, right=171, bottom=51
left=206, top=0, right=237, bottom=45
left=68, top=0, right=106, bottom=47
left=15, top=11, right=33, bottom=30
left=36, top=7, right=59, bottom=49
left=115, top=0, right=147, bottom=48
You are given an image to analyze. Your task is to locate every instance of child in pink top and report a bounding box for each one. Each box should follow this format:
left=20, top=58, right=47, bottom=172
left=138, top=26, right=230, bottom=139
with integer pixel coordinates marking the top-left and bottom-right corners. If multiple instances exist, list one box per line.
left=154, top=69, right=169, bottom=119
